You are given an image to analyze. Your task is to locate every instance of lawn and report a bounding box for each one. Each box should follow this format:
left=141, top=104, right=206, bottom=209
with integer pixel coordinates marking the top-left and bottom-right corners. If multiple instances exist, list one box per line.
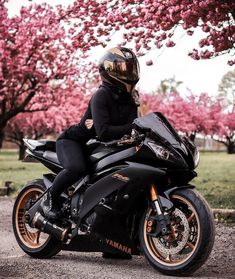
left=0, top=149, right=47, bottom=195
left=0, top=149, right=234, bottom=208
left=193, top=151, right=235, bottom=209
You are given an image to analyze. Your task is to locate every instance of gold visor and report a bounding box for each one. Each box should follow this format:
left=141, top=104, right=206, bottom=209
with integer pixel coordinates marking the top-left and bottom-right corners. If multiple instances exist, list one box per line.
left=104, top=60, right=140, bottom=84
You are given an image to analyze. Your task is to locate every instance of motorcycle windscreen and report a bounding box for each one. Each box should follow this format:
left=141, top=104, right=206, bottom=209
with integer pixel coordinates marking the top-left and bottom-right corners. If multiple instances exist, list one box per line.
left=134, top=112, right=182, bottom=145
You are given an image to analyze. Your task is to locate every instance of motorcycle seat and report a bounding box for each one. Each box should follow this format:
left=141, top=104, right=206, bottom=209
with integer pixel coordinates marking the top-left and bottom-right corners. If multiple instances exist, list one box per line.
left=36, top=140, right=56, bottom=152
left=25, top=138, right=128, bottom=168
left=24, top=139, right=56, bottom=152
left=43, top=150, right=60, bottom=165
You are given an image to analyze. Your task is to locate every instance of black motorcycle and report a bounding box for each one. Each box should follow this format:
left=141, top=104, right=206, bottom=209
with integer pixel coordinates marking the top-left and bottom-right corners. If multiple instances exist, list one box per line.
left=12, top=112, right=215, bottom=276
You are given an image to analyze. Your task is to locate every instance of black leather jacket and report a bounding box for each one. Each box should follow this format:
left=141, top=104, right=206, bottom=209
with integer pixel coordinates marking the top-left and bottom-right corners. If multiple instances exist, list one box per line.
left=58, top=82, right=138, bottom=143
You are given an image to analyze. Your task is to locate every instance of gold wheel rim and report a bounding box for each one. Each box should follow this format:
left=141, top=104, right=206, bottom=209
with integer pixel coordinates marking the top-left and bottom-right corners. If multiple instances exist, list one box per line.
left=144, top=194, right=200, bottom=267
left=15, top=187, right=50, bottom=249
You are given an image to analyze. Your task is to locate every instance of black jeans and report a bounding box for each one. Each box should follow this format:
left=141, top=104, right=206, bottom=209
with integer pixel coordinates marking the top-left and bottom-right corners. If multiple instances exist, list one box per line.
left=49, top=139, right=86, bottom=201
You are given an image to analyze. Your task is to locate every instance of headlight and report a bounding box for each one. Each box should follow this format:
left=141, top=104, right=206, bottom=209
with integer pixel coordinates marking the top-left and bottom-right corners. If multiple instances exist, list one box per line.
left=148, top=141, right=171, bottom=160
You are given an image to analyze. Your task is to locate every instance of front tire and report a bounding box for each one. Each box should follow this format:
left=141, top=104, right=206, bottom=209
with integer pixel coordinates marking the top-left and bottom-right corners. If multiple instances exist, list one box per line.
left=12, top=179, right=62, bottom=258
left=139, top=188, right=215, bottom=276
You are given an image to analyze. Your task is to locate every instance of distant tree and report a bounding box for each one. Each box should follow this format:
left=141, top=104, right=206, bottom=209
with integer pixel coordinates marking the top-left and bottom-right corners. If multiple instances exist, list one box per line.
left=223, top=112, right=235, bottom=153
left=141, top=91, right=225, bottom=142
left=157, top=77, right=183, bottom=95
left=142, top=90, right=235, bottom=153
left=5, top=112, right=54, bottom=160
left=218, top=69, right=235, bottom=112
left=139, top=93, right=164, bottom=116
left=5, top=85, right=94, bottom=160
left=212, top=111, right=235, bottom=154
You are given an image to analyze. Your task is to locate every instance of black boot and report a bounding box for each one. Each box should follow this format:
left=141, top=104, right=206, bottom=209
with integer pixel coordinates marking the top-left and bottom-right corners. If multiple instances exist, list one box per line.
left=40, top=191, right=60, bottom=220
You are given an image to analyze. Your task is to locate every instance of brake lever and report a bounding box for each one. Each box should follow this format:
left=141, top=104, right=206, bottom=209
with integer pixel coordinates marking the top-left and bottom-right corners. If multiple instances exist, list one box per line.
left=101, top=139, right=121, bottom=147
left=117, top=137, right=135, bottom=146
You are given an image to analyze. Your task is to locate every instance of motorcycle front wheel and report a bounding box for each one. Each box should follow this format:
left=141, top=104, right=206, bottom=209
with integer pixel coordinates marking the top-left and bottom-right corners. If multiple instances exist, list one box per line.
left=12, top=179, right=62, bottom=258
left=139, top=188, right=215, bottom=276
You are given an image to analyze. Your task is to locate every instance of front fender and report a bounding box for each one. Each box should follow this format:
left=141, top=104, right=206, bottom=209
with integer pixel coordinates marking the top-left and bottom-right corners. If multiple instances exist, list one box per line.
left=164, top=184, right=195, bottom=200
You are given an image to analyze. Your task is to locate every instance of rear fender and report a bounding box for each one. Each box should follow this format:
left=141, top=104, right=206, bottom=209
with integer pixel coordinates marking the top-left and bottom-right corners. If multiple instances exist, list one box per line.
left=78, top=162, right=166, bottom=219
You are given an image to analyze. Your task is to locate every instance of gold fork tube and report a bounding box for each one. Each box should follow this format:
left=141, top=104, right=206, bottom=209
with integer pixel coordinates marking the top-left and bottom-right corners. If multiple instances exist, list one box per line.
left=150, top=184, right=158, bottom=201
left=150, top=184, right=162, bottom=215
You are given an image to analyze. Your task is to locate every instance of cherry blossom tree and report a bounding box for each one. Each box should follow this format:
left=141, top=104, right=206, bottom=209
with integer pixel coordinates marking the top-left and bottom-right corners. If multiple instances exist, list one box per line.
left=68, top=0, right=235, bottom=65
left=5, top=111, right=54, bottom=160
left=141, top=91, right=225, bottom=141
left=5, top=82, right=96, bottom=160
left=2, top=0, right=234, bottom=153
left=213, top=111, right=235, bottom=153
left=141, top=90, right=235, bottom=153
left=0, top=0, right=97, bottom=148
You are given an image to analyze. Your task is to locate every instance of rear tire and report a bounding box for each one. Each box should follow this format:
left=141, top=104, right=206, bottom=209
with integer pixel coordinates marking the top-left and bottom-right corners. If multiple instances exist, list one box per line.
left=139, top=188, right=215, bottom=276
left=12, top=179, right=62, bottom=258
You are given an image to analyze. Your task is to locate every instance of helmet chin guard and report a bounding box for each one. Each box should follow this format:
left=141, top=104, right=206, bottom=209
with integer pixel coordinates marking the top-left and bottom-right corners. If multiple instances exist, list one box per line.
left=99, top=47, right=140, bottom=93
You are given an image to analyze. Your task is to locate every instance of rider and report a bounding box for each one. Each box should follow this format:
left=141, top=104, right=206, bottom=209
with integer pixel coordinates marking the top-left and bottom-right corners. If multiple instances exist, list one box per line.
left=41, top=47, right=140, bottom=220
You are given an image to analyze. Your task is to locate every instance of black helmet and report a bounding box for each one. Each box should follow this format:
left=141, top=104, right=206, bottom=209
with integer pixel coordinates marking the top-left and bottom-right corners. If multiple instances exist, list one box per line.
left=98, top=47, right=140, bottom=93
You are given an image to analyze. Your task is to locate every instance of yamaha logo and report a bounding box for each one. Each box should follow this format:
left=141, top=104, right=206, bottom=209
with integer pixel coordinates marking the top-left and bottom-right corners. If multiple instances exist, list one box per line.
left=106, top=239, right=132, bottom=255
left=112, top=173, right=130, bottom=182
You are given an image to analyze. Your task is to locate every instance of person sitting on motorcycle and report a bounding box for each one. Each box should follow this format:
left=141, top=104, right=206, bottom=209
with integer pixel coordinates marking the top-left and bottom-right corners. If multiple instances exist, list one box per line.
left=41, top=46, right=140, bottom=220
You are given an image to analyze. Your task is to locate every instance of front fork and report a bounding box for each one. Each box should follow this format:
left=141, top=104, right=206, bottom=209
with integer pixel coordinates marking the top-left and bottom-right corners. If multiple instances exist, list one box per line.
left=147, top=184, right=172, bottom=236
left=150, top=184, right=163, bottom=215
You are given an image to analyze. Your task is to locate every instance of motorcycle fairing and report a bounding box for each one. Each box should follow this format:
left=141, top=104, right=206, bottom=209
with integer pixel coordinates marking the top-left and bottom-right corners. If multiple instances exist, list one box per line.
left=77, top=162, right=166, bottom=219
left=133, top=112, right=196, bottom=170
left=134, top=112, right=182, bottom=146
left=88, top=144, right=130, bottom=164
left=61, top=231, right=139, bottom=255
left=24, top=149, right=62, bottom=173
left=93, top=147, right=136, bottom=172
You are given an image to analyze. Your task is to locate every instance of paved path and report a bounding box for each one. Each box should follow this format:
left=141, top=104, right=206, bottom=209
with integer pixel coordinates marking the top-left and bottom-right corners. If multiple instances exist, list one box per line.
left=0, top=197, right=234, bottom=279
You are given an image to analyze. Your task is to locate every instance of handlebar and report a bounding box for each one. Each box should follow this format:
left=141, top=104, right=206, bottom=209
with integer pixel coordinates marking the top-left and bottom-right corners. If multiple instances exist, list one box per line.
left=102, top=130, right=145, bottom=147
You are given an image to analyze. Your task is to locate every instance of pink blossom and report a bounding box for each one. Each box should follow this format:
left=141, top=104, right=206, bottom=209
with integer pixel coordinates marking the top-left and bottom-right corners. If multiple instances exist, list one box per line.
left=228, top=60, right=235, bottom=66
left=166, top=40, right=175, bottom=47
left=67, top=0, right=235, bottom=63
left=146, top=60, right=153, bottom=66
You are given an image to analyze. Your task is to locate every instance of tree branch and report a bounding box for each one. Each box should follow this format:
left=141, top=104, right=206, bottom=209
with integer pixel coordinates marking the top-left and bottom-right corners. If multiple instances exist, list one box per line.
left=212, top=137, right=228, bottom=146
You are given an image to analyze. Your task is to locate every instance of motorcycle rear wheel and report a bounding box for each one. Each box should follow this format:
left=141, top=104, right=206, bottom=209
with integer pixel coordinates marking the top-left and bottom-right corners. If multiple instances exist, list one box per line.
left=139, top=188, right=215, bottom=276
left=12, top=179, right=62, bottom=258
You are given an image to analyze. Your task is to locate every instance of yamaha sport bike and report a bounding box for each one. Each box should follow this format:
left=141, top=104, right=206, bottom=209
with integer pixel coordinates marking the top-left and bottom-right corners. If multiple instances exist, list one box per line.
left=13, top=112, right=215, bottom=276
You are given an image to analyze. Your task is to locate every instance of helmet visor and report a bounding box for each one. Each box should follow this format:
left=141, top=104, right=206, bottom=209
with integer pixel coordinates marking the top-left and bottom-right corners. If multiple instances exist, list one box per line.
left=104, top=60, right=140, bottom=84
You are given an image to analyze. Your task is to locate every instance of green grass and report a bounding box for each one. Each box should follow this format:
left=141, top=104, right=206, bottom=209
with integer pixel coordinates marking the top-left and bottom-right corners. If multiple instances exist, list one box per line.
left=193, top=151, right=235, bottom=209
left=0, top=149, right=47, bottom=195
left=0, top=149, right=234, bottom=208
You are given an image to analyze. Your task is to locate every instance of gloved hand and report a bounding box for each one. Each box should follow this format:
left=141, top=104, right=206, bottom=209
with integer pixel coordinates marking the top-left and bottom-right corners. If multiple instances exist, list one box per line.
left=85, top=119, right=93, bottom=129
left=131, top=89, right=140, bottom=106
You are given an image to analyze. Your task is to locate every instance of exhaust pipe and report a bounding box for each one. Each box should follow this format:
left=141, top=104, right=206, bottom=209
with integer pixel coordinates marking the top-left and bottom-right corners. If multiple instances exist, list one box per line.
left=32, top=212, right=69, bottom=242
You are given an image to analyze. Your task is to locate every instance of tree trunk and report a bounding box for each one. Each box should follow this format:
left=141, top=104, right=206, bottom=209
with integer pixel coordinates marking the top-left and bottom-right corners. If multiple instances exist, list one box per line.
left=19, top=140, right=27, bottom=160
left=189, top=132, right=196, bottom=142
left=0, top=129, right=5, bottom=149
left=227, top=141, right=235, bottom=154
